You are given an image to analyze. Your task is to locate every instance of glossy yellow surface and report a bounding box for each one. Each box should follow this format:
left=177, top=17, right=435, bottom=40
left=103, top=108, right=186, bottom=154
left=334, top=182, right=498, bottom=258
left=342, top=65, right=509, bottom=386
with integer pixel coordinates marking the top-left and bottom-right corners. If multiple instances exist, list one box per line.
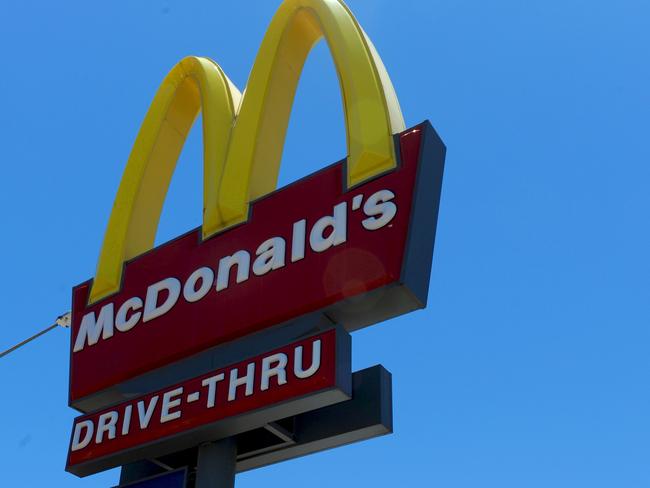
left=90, top=57, right=241, bottom=303
left=90, top=0, right=404, bottom=304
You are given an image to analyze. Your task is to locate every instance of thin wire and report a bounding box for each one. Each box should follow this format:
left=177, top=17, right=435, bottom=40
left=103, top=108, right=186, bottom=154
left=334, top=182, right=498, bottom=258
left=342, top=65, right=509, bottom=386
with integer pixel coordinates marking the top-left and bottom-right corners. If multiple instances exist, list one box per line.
left=0, top=312, right=71, bottom=359
left=0, top=324, right=58, bottom=358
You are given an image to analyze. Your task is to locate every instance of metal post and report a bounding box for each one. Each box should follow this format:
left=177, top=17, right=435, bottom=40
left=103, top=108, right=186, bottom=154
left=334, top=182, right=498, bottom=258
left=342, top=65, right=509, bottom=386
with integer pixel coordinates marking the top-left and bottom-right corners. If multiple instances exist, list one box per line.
left=195, top=438, right=237, bottom=488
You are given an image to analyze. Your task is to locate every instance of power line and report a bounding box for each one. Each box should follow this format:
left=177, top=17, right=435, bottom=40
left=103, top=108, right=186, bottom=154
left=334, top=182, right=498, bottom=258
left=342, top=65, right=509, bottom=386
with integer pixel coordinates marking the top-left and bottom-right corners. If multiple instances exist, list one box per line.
left=0, top=312, right=70, bottom=359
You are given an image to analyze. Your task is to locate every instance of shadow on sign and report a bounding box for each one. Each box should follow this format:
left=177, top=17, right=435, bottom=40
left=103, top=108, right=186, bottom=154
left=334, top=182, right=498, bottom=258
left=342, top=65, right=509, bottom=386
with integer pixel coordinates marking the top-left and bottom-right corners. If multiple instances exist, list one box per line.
left=114, top=467, right=187, bottom=488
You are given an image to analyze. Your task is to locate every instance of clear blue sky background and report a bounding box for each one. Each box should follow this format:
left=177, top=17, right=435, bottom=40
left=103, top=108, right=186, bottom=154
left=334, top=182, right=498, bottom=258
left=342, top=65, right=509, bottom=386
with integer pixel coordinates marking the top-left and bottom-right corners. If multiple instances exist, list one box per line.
left=0, top=0, right=648, bottom=486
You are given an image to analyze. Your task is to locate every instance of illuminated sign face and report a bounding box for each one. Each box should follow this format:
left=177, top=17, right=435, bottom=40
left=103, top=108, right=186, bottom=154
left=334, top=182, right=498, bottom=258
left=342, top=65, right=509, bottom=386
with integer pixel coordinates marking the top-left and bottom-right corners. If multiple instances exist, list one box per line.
left=70, top=125, right=444, bottom=408
left=67, top=329, right=350, bottom=476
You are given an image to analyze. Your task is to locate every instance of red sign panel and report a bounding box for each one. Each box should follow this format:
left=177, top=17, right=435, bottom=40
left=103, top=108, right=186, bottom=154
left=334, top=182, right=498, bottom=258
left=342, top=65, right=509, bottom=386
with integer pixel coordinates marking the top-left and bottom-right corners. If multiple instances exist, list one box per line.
left=67, top=329, right=347, bottom=476
left=69, top=123, right=445, bottom=408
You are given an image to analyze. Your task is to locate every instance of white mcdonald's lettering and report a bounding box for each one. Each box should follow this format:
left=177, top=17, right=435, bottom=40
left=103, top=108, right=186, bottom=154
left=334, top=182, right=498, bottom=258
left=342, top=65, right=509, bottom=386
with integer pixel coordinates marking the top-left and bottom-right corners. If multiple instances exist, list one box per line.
left=74, top=191, right=397, bottom=353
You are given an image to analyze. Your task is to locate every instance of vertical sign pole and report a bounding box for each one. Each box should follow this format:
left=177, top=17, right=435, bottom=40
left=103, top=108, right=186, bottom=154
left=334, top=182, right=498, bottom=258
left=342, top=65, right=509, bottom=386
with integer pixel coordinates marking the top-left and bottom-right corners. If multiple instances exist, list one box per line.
left=195, top=438, right=237, bottom=488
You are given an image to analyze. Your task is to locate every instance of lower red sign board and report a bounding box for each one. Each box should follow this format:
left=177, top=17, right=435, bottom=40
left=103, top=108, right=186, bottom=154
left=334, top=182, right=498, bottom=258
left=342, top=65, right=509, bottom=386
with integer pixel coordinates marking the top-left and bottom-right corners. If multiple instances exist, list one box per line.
left=66, top=328, right=350, bottom=477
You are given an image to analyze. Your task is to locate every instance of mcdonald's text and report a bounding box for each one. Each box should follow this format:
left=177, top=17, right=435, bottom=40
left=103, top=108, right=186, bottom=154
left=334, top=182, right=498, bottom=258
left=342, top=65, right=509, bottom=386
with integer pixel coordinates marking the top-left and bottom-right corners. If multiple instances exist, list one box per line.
left=73, top=189, right=396, bottom=353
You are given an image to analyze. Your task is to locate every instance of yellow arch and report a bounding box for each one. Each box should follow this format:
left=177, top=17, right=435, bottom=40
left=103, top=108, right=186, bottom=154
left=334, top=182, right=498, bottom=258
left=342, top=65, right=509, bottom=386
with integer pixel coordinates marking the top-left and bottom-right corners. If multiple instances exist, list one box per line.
left=216, top=0, right=404, bottom=228
left=89, top=0, right=404, bottom=304
left=90, top=57, right=241, bottom=303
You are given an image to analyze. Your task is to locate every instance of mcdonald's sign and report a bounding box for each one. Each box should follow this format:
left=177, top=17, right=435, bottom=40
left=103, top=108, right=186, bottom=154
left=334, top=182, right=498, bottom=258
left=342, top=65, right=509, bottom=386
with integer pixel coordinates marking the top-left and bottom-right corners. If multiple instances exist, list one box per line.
left=67, top=1, right=445, bottom=470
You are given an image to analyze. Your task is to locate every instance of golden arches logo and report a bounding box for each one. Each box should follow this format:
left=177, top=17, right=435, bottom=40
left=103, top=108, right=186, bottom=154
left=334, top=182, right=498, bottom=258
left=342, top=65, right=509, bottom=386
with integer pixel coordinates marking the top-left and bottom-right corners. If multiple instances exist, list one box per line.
left=91, top=0, right=405, bottom=304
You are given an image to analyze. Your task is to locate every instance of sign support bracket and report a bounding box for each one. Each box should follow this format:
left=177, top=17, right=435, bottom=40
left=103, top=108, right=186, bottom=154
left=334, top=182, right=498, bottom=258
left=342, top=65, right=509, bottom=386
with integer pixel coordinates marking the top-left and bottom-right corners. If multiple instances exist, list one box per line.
left=196, top=438, right=237, bottom=488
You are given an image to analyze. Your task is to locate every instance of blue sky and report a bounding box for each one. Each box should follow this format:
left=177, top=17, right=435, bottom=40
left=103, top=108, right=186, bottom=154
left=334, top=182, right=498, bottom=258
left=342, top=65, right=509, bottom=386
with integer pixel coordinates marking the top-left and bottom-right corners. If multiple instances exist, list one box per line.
left=1, top=0, right=649, bottom=486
